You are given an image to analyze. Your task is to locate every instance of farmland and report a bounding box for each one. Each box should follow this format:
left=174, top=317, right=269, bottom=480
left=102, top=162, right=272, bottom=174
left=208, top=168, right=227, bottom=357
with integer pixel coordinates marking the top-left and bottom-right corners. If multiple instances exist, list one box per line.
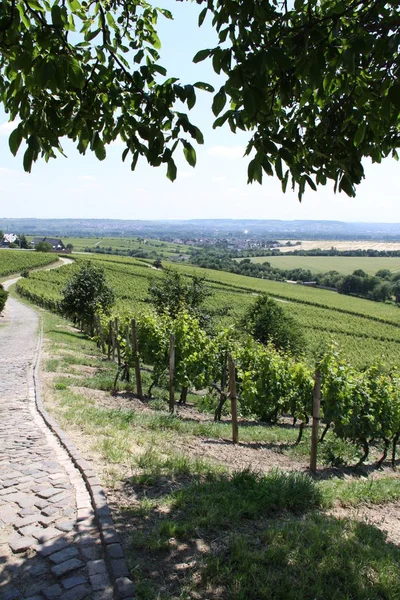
left=15, top=252, right=400, bottom=368
left=277, top=240, right=400, bottom=253
left=39, top=236, right=193, bottom=257
left=245, top=255, right=400, bottom=274
left=7, top=249, right=400, bottom=600
left=0, top=249, right=57, bottom=277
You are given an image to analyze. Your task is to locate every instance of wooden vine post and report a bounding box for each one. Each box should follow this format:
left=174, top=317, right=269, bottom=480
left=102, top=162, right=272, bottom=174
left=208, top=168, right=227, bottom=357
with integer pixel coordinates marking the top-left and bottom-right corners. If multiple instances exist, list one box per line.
left=131, top=319, right=143, bottom=400
left=98, top=316, right=105, bottom=354
left=228, top=354, right=239, bottom=444
left=310, top=368, right=321, bottom=474
left=125, top=324, right=130, bottom=381
left=110, top=320, right=116, bottom=362
left=114, top=317, right=121, bottom=366
left=169, top=334, right=175, bottom=414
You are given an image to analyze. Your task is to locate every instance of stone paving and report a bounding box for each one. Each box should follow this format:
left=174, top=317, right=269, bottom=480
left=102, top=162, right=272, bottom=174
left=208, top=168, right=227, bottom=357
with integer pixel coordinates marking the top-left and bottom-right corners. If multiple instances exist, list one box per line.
left=0, top=284, right=132, bottom=600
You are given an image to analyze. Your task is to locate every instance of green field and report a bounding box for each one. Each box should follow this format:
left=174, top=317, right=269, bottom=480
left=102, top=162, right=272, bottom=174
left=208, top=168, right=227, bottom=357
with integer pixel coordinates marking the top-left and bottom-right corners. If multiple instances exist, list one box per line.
left=245, top=255, right=400, bottom=274
left=15, top=252, right=400, bottom=369
left=32, top=236, right=193, bottom=258
left=0, top=249, right=57, bottom=277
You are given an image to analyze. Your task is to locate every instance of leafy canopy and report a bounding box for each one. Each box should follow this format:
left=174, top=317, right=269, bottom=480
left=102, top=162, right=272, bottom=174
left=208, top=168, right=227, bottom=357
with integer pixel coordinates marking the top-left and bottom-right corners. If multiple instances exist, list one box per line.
left=35, top=241, right=53, bottom=252
left=240, top=294, right=305, bottom=356
left=148, top=268, right=211, bottom=325
left=1, top=0, right=399, bottom=197
left=60, top=261, right=114, bottom=329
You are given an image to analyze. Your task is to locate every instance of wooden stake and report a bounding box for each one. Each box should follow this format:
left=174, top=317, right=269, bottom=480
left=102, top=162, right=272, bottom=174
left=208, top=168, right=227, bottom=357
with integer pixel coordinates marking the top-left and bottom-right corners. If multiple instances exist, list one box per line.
left=169, top=334, right=175, bottom=414
left=131, top=319, right=143, bottom=400
left=115, top=318, right=121, bottom=366
left=110, top=321, right=115, bottom=362
left=228, top=354, right=239, bottom=444
left=99, top=317, right=105, bottom=354
left=310, top=368, right=321, bottom=474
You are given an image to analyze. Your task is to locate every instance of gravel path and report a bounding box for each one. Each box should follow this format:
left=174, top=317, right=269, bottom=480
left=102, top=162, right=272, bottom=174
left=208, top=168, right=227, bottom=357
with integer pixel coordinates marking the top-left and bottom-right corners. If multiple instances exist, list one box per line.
left=0, top=279, right=120, bottom=599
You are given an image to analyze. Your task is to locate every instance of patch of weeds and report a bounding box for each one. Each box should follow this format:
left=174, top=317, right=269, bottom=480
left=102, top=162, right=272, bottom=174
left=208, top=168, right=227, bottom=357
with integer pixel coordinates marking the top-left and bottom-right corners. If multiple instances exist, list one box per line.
left=165, top=469, right=321, bottom=536
left=54, top=380, right=68, bottom=390
left=98, top=435, right=131, bottom=463
left=133, top=447, right=223, bottom=481
left=134, top=581, right=156, bottom=600
left=320, top=434, right=363, bottom=467
left=46, top=358, right=60, bottom=372
left=196, top=392, right=230, bottom=416
left=198, top=514, right=400, bottom=600
left=83, top=372, right=116, bottom=391
left=147, top=398, right=167, bottom=411
left=319, top=475, right=400, bottom=508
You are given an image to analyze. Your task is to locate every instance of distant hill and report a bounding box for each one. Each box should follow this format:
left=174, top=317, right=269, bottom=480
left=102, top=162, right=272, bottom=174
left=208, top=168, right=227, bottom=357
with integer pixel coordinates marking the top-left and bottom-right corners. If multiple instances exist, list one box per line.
left=0, top=218, right=399, bottom=240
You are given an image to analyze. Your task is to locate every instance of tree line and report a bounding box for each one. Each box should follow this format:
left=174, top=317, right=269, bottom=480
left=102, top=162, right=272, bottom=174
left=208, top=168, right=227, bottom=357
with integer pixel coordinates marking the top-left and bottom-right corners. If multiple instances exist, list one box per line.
left=190, top=249, right=400, bottom=304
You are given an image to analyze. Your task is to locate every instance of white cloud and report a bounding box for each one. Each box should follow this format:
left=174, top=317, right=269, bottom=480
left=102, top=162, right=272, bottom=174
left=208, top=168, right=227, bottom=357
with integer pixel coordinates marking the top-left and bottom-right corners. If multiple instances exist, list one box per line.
left=211, top=176, right=227, bottom=183
left=0, top=167, right=18, bottom=177
left=0, top=119, right=20, bottom=136
left=79, top=175, right=97, bottom=183
left=177, top=170, right=195, bottom=179
left=207, top=145, right=245, bottom=159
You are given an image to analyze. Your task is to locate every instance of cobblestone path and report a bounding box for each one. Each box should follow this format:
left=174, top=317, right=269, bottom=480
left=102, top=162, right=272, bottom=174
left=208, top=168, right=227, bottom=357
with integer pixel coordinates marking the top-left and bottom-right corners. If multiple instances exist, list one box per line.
left=0, top=285, right=116, bottom=600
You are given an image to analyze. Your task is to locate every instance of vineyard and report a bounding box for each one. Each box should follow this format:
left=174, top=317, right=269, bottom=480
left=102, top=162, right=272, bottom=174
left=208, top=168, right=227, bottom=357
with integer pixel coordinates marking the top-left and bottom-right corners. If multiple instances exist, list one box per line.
left=0, top=250, right=57, bottom=277
left=16, top=253, right=400, bottom=368
left=88, top=308, right=399, bottom=468
left=15, top=254, right=400, bottom=599
left=50, top=235, right=193, bottom=257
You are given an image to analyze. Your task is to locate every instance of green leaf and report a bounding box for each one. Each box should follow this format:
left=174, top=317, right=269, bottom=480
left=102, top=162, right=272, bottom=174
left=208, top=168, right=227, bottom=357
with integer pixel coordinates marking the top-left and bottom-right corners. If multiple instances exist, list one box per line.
left=26, top=0, right=45, bottom=11
left=212, top=87, right=226, bottom=117
left=198, top=7, right=207, bottom=26
left=275, top=156, right=283, bottom=180
left=213, top=110, right=232, bottom=129
left=339, top=175, right=355, bottom=197
left=193, top=49, right=211, bottom=64
left=282, top=170, right=289, bottom=193
left=151, top=32, right=161, bottom=50
left=243, top=88, right=257, bottom=118
left=248, top=158, right=262, bottom=184
left=184, top=85, right=196, bottom=110
left=92, top=133, right=106, bottom=160
left=23, top=147, right=34, bottom=173
left=305, top=175, right=317, bottom=191
left=193, top=82, right=214, bottom=93
left=354, top=122, right=366, bottom=147
left=388, top=83, right=400, bottom=109
left=51, top=5, right=63, bottom=26
left=9, top=127, right=23, bottom=156
left=183, top=142, right=196, bottom=167
left=167, top=159, right=177, bottom=181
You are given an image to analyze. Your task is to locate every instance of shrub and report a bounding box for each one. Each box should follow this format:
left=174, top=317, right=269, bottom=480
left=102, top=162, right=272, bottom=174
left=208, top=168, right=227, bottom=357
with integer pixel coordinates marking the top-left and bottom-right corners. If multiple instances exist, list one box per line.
left=60, top=262, right=114, bottom=333
left=0, top=285, right=8, bottom=313
left=239, top=293, right=305, bottom=355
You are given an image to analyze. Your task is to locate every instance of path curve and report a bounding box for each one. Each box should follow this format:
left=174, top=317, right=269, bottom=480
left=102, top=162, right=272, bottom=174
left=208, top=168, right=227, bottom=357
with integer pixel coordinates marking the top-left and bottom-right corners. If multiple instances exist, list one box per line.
left=0, top=263, right=134, bottom=600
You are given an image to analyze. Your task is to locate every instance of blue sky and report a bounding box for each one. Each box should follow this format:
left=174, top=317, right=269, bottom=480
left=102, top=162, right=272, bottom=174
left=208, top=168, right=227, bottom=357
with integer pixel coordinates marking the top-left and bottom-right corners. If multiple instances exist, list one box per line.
left=0, top=1, right=399, bottom=223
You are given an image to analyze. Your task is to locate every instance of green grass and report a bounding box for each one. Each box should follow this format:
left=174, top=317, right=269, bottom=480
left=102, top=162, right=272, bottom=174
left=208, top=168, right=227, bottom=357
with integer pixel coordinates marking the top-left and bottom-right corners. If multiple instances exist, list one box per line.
left=35, top=307, right=400, bottom=600
left=320, top=476, right=400, bottom=508
left=246, top=255, right=400, bottom=274
left=198, top=514, right=400, bottom=600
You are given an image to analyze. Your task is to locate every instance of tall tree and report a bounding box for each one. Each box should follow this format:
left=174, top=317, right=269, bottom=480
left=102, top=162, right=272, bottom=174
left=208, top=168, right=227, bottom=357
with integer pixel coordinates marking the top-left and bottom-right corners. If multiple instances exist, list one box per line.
left=1, top=0, right=399, bottom=197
